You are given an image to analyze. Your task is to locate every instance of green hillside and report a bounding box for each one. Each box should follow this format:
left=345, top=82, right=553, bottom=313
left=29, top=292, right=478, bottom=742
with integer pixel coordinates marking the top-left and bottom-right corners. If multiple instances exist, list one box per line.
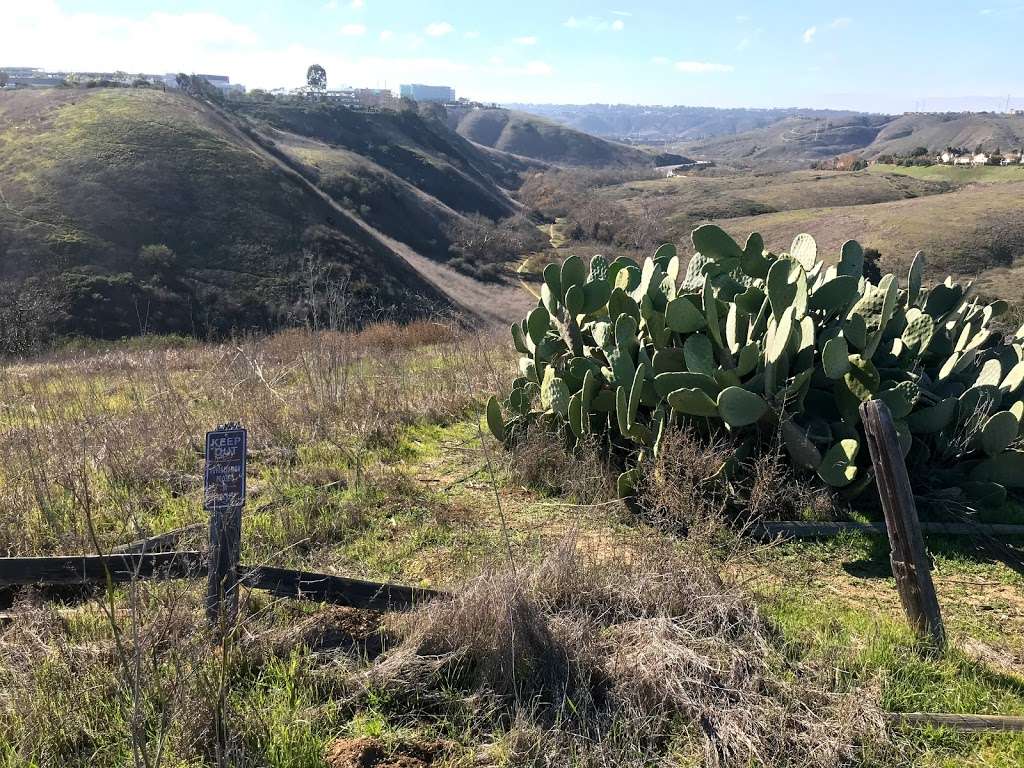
left=451, top=107, right=675, bottom=166
left=0, top=88, right=451, bottom=340
left=716, top=181, right=1024, bottom=297
left=600, top=168, right=950, bottom=227
left=870, top=162, right=1024, bottom=183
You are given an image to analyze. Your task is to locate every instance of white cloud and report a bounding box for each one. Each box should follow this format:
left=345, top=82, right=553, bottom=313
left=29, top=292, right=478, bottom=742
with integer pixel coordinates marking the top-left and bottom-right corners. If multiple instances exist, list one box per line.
left=350, top=0, right=365, bottom=7
left=0, top=2, right=474, bottom=92
left=340, top=23, right=366, bottom=36
left=564, top=15, right=625, bottom=32
left=830, top=17, right=851, bottom=28
left=323, top=0, right=338, bottom=9
left=378, top=29, right=393, bottom=41
left=513, top=35, right=538, bottom=45
left=980, top=8, right=993, bottom=14
left=802, top=26, right=817, bottom=43
left=675, top=61, right=734, bottom=73
left=424, top=21, right=454, bottom=37
left=735, top=14, right=751, bottom=23
left=611, top=10, right=632, bottom=16
left=463, top=30, right=480, bottom=39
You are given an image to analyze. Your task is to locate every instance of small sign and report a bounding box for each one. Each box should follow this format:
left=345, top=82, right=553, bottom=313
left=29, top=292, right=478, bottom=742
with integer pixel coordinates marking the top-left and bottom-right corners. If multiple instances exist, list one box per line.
left=204, top=424, right=247, bottom=510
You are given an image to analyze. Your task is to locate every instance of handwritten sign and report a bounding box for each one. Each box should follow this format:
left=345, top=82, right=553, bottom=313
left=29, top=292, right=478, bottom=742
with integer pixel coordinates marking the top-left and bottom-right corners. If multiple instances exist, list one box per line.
left=204, top=425, right=247, bottom=510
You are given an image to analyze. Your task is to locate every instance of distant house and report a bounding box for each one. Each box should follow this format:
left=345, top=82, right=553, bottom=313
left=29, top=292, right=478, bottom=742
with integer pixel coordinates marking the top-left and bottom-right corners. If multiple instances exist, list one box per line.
left=953, top=155, right=973, bottom=166
left=972, top=152, right=990, bottom=166
left=1002, top=150, right=1024, bottom=165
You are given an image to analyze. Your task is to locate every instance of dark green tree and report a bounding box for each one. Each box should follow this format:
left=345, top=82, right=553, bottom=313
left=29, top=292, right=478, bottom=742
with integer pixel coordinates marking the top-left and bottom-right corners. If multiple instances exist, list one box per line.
left=306, top=64, right=327, bottom=93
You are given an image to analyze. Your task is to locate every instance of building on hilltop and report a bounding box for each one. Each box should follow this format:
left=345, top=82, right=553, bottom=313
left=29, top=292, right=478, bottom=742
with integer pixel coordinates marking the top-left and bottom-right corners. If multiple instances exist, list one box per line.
left=399, top=83, right=455, bottom=102
left=1, top=67, right=244, bottom=93
left=1, top=67, right=64, bottom=87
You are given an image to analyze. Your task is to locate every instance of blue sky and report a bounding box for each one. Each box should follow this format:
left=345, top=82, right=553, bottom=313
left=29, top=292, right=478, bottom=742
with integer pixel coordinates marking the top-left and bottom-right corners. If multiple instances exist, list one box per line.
left=3, top=1, right=1024, bottom=111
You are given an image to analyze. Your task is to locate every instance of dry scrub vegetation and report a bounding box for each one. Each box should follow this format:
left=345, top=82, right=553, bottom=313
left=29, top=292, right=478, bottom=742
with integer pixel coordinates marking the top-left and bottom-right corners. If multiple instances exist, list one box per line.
left=1, top=322, right=1023, bottom=767
left=0, top=321, right=511, bottom=557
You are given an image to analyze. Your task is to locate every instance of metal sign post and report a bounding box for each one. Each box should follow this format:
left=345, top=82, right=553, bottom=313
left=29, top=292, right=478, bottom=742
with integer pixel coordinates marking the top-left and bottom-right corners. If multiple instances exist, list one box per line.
left=204, top=423, right=247, bottom=636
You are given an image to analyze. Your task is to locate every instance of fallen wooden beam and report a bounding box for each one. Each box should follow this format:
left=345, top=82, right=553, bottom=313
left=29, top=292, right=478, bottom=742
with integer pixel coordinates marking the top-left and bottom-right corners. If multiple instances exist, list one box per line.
left=112, top=523, right=205, bottom=555
left=0, top=554, right=445, bottom=613
left=888, top=712, right=1024, bottom=732
left=0, top=552, right=206, bottom=587
left=751, top=521, right=1024, bottom=540
left=240, top=565, right=444, bottom=612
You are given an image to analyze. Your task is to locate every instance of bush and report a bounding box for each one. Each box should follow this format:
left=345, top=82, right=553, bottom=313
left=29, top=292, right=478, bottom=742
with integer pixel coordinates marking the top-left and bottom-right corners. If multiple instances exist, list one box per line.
left=487, top=226, right=1024, bottom=511
left=444, top=213, right=547, bottom=281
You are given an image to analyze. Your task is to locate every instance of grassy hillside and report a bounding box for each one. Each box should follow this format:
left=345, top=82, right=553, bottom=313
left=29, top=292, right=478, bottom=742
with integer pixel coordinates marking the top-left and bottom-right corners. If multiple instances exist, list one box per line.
left=600, top=168, right=950, bottom=228
left=509, top=103, right=868, bottom=142
left=717, top=181, right=1024, bottom=297
left=865, top=112, right=1024, bottom=158
left=673, top=111, right=1024, bottom=169
left=2, top=326, right=1023, bottom=767
left=870, top=162, right=1024, bottom=183
left=237, top=101, right=521, bottom=221
left=451, top=107, right=675, bottom=166
left=0, top=88, right=451, bottom=341
left=675, top=114, right=890, bottom=169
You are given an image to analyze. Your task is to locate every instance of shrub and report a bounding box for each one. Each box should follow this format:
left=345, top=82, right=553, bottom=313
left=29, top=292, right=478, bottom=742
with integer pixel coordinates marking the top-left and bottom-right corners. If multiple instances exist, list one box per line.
left=487, top=226, right=1024, bottom=509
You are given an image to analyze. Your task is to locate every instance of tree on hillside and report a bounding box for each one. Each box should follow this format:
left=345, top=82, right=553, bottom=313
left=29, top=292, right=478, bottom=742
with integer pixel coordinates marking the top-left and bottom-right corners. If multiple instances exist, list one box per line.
left=0, top=71, right=8, bottom=88
left=306, top=64, right=327, bottom=93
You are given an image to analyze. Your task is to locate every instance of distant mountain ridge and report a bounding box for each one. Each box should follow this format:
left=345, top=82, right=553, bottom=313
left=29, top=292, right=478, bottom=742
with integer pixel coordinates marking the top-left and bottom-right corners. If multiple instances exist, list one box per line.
left=507, top=103, right=871, bottom=143
left=511, top=103, right=1024, bottom=170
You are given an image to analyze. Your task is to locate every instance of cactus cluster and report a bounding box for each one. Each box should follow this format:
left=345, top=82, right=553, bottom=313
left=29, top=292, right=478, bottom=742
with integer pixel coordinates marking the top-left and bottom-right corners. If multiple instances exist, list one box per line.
left=488, top=225, right=1024, bottom=506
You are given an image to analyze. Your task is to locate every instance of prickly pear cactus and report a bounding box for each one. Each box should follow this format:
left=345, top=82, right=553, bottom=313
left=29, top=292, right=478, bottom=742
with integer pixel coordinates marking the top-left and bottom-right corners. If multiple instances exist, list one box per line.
left=489, top=226, right=1024, bottom=505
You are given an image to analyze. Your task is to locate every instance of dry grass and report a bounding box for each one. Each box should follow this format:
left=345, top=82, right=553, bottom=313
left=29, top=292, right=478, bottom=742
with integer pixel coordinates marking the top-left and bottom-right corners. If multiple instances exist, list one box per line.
left=639, top=427, right=837, bottom=530
left=0, top=322, right=516, bottom=557
left=364, top=536, right=891, bottom=767
left=505, top=427, right=617, bottom=505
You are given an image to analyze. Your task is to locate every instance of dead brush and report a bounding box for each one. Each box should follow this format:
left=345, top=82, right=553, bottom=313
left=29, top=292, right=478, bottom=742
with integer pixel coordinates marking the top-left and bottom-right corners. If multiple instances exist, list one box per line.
left=639, top=427, right=838, bottom=529
left=636, top=426, right=733, bottom=532
left=505, top=427, right=617, bottom=504
left=362, top=536, right=890, bottom=768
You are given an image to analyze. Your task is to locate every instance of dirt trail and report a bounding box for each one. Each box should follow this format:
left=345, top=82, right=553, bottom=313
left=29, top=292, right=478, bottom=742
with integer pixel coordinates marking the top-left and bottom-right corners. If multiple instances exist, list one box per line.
left=206, top=105, right=532, bottom=327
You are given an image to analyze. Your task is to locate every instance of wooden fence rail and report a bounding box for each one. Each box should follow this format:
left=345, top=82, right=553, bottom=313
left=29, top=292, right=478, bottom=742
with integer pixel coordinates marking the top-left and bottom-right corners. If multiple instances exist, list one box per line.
left=752, top=521, right=1024, bottom=540
left=0, top=554, right=442, bottom=613
left=0, top=552, right=205, bottom=586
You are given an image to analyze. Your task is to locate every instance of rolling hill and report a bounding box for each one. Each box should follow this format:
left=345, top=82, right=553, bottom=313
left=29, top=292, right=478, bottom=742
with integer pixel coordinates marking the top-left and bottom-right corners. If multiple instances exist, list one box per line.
left=674, top=114, right=892, bottom=169
left=715, top=181, right=1024, bottom=296
left=508, top=103, right=865, bottom=143
left=672, top=111, right=1024, bottom=169
left=568, top=165, right=1024, bottom=302
left=862, top=112, right=1024, bottom=159
left=0, top=88, right=539, bottom=341
left=449, top=107, right=684, bottom=166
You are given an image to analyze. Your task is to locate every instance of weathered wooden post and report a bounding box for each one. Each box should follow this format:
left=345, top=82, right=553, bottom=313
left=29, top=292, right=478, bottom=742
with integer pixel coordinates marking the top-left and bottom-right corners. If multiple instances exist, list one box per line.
left=859, top=400, right=946, bottom=647
left=204, top=423, right=247, bottom=637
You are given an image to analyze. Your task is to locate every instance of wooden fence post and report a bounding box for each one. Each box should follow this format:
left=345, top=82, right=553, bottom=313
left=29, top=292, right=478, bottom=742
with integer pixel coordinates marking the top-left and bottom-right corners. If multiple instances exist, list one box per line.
left=204, top=424, right=247, bottom=637
left=860, top=399, right=946, bottom=647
